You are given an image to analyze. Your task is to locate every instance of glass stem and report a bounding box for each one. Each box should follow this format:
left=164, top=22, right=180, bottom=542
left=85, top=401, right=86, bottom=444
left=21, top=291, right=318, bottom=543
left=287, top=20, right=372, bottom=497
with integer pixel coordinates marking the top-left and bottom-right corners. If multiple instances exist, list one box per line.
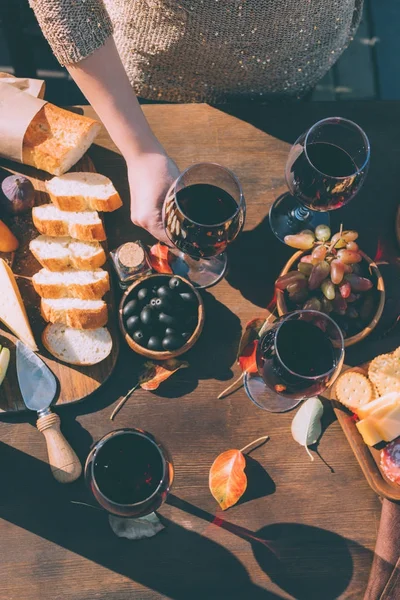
left=291, top=205, right=310, bottom=222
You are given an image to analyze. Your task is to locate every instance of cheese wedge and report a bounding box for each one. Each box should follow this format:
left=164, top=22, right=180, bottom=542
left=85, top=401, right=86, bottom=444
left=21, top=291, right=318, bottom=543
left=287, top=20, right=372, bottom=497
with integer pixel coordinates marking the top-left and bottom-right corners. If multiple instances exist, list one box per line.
left=356, top=418, right=383, bottom=446
left=357, top=392, right=400, bottom=420
left=376, top=404, right=400, bottom=443
left=0, top=259, right=37, bottom=350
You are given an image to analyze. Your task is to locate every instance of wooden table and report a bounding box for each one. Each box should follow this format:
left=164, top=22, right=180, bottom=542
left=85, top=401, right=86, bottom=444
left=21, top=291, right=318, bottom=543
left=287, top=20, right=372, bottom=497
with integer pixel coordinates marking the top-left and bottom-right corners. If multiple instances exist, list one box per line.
left=1, top=102, right=400, bottom=600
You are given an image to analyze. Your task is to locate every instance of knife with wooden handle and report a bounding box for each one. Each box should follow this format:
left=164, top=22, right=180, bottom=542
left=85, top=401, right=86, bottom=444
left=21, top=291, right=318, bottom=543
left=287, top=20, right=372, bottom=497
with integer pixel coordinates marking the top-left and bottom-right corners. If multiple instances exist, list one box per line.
left=16, top=341, right=82, bottom=483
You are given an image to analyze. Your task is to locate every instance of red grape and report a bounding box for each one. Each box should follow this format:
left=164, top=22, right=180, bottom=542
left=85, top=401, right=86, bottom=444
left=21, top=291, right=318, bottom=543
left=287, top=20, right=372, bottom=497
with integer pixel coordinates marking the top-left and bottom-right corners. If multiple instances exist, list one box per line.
left=331, top=259, right=345, bottom=284
left=309, top=260, right=330, bottom=290
left=320, top=297, right=333, bottom=313
left=347, top=293, right=358, bottom=303
left=339, top=281, right=351, bottom=299
left=330, top=232, right=346, bottom=249
left=336, top=249, right=362, bottom=264
left=345, top=274, right=373, bottom=292
left=300, top=255, right=313, bottom=264
left=275, top=271, right=306, bottom=290
left=284, top=231, right=315, bottom=250
left=311, top=245, right=327, bottom=264
left=287, top=279, right=307, bottom=294
left=346, top=241, right=359, bottom=252
left=332, top=290, right=347, bottom=315
left=342, top=230, right=358, bottom=242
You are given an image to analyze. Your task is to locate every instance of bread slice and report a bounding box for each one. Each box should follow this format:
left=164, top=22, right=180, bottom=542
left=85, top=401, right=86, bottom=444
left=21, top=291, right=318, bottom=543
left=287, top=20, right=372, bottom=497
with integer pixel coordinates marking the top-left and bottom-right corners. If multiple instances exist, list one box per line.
left=46, top=173, right=122, bottom=212
left=22, top=103, right=101, bottom=176
left=41, top=298, right=108, bottom=329
left=32, top=268, right=109, bottom=300
left=42, top=323, right=112, bottom=365
left=32, top=204, right=106, bottom=242
left=30, top=235, right=106, bottom=271
left=0, top=259, right=37, bottom=350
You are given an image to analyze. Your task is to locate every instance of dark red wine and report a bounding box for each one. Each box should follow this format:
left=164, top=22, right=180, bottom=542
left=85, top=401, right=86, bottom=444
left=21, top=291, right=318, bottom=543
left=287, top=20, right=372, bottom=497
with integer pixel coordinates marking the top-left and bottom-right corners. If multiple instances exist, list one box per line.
left=93, top=432, right=164, bottom=505
left=176, top=184, right=238, bottom=225
left=286, top=142, right=363, bottom=211
left=258, top=319, right=336, bottom=398
left=164, top=183, right=243, bottom=258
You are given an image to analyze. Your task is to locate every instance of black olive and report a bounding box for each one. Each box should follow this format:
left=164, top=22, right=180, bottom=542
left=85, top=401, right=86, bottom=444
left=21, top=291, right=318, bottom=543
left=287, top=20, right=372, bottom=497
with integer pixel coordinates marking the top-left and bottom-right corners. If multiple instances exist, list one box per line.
left=140, top=306, right=155, bottom=326
left=180, top=292, right=197, bottom=305
left=150, top=297, right=163, bottom=310
left=132, top=330, right=147, bottom=346
left=165, top=327, right=177, bottom=336
left=157, top=296, right=175, bottom=313
left=182, top=332, right=191, bottom=341
left=157, top=285, right=175, bottom=302
left=151, top=284, right=159, bottom=296
left=122, top=299, right=139, bottom=318
left=137, top=287, right=149, bottom=301
left=162, top=333, right=184, bottom=351
left=169, top=277, right=182, bottom=290
left=147, top=336, right=163, bottom=351
left=126, top=315, right=140, bottom=332
left=159, top=312, right=178, bottom=328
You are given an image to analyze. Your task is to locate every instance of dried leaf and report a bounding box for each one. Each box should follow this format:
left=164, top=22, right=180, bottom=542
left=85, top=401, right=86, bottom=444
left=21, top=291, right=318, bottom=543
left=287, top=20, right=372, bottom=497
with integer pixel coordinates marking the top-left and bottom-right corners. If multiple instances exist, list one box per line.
left=209, top=449, right=247, bottom=510
left=291, top=397, right=324, bottom=461
left=238, top=339, right=258, bottom=375
left=109, top=512, right=164, bottom=540
left=237, top=318, right=265, bottom=360
left=149, top=243, right=173, bottom=274
left=139, top=359, right=188, bottom=391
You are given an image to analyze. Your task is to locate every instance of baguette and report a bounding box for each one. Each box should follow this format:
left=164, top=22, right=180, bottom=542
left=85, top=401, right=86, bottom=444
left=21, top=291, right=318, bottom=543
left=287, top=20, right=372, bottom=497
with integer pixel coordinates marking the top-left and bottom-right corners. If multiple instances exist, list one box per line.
left=42, top=323, right=112, bottom=365
left=46, top=173, right=122, bottom=212
left=32, top=204, right=106, bottom=242
left=22, top=103, right=101, bottom=175
left=30, top=235, right=106, bottom=271
left=32, top=268, right=109, bottom=300
left=41, top=298, right=108, bottom=329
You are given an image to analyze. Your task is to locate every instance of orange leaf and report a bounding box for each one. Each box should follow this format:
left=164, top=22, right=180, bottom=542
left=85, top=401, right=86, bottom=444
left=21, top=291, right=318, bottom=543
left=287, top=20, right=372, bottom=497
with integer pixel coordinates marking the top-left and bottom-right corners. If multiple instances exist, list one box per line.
left=139, top=359, right=188, bottom=391
left=149, top=243, right=173, bottom=274
left=238, top=339, right=258, bottom=374
left=236, top=318, right=265, bottom=360
left=209, top=449, right=247, bottom=510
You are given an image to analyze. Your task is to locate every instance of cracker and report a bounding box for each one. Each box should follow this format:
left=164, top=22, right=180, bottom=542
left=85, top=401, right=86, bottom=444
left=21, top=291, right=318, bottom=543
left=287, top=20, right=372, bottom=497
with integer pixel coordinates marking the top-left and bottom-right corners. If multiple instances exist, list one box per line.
left=368, top=353, right=400, bottom=396
left=335, top=371, right=373, bottom=409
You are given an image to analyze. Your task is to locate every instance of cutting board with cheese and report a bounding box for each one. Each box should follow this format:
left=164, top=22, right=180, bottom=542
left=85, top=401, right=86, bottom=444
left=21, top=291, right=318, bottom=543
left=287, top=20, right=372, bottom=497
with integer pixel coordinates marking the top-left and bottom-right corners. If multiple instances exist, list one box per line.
left=0, top=155, right=120, bottom=413
left=331, top=358, right=400, bottom=501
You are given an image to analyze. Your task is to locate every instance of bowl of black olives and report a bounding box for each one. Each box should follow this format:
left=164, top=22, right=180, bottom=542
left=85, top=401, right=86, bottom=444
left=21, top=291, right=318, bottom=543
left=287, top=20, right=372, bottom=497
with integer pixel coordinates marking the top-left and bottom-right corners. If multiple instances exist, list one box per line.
left=119, top=273, right=205, bottom=359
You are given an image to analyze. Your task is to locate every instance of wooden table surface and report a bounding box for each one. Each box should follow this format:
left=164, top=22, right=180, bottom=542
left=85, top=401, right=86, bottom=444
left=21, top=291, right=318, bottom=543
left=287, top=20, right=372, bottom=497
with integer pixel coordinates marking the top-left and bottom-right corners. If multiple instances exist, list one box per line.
left=1, top=101, right=400, bottom=600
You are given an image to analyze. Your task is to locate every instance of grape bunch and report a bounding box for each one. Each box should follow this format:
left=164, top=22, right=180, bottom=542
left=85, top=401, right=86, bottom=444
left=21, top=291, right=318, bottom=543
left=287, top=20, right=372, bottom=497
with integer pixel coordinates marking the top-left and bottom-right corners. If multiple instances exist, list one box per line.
left=276, top=226, right=376, bottom=338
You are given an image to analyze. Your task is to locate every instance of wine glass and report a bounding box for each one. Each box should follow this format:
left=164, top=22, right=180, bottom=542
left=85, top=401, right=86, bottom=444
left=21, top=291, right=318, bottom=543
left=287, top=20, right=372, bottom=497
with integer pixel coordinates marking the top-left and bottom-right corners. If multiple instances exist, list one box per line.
left=163, top=162, right=246, bottom=288
left=85, top=428, right=173, bottom=518
left=244, top=310, right=344, bottom=413
left=269, top=117, right=370, bottom=243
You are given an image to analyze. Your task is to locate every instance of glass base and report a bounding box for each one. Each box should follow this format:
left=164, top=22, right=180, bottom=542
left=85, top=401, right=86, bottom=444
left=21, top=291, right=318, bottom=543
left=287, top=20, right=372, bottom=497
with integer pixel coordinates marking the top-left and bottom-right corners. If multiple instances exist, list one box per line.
left=244, top=373, right=303, bottom=413
left=168, top=248, right=227, bottom=289
left=269, top=193, right=330, bottom=243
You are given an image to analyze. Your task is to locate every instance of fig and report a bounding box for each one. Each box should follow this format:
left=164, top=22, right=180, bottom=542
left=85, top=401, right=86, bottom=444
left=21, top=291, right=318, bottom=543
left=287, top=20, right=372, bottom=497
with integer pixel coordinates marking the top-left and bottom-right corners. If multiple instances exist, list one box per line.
left=1, top=175, right=35, bottom=215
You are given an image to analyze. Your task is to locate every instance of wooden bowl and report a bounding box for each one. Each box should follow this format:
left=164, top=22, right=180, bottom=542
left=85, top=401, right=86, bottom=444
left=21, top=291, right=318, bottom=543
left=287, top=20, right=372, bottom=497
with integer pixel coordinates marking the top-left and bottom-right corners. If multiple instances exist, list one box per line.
left=276, top=250, right=385, bottom=347
left=119, top=273, right=205, bottom=360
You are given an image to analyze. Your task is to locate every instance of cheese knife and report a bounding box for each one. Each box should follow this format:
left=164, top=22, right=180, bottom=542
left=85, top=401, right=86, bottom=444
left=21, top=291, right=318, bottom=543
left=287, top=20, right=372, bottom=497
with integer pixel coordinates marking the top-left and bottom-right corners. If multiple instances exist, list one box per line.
left=16, top=341, right=82, bottom=483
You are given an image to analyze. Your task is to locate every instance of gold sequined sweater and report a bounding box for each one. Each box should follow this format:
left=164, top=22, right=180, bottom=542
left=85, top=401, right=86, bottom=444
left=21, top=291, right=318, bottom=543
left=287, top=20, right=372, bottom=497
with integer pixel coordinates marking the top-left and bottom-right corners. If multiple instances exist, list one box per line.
left=29, top=0, right=363, bottom=103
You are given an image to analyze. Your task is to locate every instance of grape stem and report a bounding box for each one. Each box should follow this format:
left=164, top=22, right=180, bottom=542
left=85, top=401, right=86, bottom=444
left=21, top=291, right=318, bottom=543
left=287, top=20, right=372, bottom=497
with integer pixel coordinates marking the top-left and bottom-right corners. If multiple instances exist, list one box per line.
left=110, top=382, right=140, bottom=420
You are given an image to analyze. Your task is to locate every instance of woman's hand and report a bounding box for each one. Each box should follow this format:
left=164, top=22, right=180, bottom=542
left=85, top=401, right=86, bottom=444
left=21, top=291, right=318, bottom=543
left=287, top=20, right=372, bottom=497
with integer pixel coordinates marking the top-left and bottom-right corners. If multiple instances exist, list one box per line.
left=128, top=152, right=180, bottom=243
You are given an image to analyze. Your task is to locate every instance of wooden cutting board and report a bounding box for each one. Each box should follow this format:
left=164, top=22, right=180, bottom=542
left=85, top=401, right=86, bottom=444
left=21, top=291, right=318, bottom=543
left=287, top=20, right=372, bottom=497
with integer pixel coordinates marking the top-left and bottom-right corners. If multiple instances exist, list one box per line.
left=0, top=156, right=119, bottom=413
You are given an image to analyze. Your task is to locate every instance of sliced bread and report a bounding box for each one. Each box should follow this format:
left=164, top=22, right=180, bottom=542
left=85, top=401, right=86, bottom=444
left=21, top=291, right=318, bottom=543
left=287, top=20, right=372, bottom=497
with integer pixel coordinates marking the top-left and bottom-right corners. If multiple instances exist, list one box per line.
left=46, top=172, right=122, bottom=212
left=32, top=204, right=106, bottom=242
left=30, top=235, right=106, bottom=271
left=32, top=268, right=109, bottom=299
left=41, top=298, right=108, bottom=329
left=42, top=323, right=112, bottom=365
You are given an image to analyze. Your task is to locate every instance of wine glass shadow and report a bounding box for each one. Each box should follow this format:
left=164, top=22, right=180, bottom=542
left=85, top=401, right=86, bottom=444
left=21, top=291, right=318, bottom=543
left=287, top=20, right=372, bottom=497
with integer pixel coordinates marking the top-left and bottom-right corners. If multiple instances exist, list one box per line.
left=0, top=441, right=283, bottom=600
left=226, top=212, right=293, bottom=308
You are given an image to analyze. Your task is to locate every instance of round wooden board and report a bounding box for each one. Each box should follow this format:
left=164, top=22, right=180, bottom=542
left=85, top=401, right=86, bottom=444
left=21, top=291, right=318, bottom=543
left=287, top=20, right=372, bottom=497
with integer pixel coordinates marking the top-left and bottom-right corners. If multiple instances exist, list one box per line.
left=0, top=156, right=119, bottom=413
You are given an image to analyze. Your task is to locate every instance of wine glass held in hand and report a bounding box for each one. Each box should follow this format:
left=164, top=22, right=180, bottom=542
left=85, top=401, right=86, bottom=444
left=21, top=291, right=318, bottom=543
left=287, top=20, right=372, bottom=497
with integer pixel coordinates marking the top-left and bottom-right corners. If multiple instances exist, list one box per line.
left=244, top=310, right=344, bottom=413
left=85, top=428, right=173, bottom=518
left=269, top=117, right=370, bottom=244
left=163, top=163, right=246, bottom=288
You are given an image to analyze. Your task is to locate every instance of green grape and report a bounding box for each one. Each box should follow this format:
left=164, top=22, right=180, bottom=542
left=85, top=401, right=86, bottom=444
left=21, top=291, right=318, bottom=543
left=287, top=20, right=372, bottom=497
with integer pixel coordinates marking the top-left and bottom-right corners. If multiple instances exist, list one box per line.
left=320, top=297, right=333, bottom=313
left=321, top=279, right=335, bottom=300
left=330, top=232, right=346, bottom=249
left=303, top=297, right=322, bottom=311
left=298, top=262, right=313, bottom=276
left=315, top=224, right=331, bottom=242
left=308, top=260, right=330, bottom=290
left=287, top=279, right=307, bottom=295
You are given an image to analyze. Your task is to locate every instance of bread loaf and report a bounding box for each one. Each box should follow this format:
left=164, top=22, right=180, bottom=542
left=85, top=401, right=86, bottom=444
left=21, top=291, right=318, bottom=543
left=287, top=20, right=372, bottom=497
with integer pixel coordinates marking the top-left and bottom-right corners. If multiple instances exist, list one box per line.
left=22, top=104, right=101, bottom=175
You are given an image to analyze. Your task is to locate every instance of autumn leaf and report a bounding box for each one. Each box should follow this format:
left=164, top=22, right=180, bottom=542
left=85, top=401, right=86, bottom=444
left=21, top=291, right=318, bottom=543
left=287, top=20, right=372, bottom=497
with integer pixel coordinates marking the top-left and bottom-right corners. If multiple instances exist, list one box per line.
left=149, top=243, right=173, bottom=274
left=209, top=436, right=269, bottom=510
left=238, top=339, right=258, bottom=375
left=236, top=318, right=265, bottom=361
left=139, top=359, right=188, bottom=391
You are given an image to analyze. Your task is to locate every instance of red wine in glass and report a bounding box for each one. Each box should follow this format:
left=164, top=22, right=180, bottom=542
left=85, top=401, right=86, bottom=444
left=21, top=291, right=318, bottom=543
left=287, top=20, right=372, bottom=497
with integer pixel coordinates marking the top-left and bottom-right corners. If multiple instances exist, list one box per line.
left=163, top=163, right=246, bottom=288
left=85, top=428, right=173, bottom=518
left=269, top=117, right=370, bottom=243
left=244, top=310, right=344, bottom=413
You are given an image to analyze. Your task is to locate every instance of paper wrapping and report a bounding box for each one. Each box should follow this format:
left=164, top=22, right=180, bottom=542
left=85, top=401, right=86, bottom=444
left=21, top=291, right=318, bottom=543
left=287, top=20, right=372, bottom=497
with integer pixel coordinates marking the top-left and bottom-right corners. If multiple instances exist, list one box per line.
left=0, top=82, right=47, bottom=163
left=0, top=73, right=45, bottom=99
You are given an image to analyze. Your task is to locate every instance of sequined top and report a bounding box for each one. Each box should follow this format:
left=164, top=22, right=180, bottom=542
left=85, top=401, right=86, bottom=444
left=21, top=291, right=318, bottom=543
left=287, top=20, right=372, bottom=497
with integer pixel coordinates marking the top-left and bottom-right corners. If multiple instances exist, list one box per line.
left=29, top=0, right=363, bottom=103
